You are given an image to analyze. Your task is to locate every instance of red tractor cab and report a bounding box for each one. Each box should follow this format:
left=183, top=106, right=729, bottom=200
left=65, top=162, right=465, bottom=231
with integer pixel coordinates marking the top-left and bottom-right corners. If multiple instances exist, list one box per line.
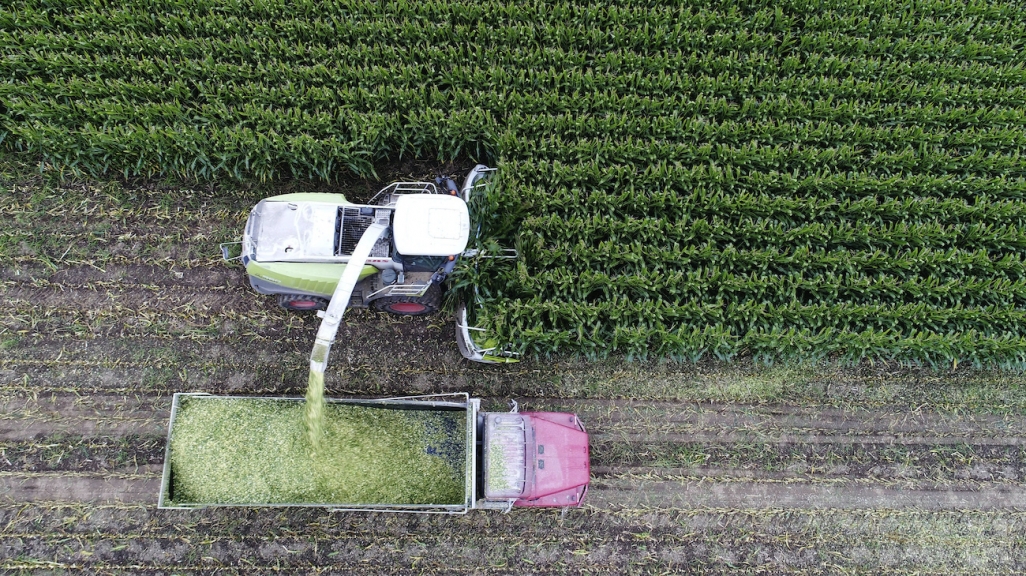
left=481, top=411, right=590, bottom=508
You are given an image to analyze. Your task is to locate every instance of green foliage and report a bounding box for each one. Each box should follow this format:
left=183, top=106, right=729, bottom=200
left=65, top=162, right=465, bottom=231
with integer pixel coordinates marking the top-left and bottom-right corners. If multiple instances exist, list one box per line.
left=4, top=0, right=1026, bottom=365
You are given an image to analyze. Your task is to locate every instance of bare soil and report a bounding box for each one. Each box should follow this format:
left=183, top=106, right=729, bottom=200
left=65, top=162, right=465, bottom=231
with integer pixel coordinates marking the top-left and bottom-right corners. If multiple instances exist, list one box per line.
left=2, top=179, right=1025, bottom=574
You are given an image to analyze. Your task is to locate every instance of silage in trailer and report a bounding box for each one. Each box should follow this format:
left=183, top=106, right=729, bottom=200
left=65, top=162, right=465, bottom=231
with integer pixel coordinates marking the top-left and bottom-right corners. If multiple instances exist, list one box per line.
left=164, top=395, right=466, bottom=507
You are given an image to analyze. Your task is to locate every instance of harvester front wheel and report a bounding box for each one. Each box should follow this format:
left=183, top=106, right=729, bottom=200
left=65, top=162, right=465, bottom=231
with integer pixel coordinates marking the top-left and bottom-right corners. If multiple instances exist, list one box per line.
left=372, top=284, right=441, bottom=316
left=277, top=294, right=329, bottom=311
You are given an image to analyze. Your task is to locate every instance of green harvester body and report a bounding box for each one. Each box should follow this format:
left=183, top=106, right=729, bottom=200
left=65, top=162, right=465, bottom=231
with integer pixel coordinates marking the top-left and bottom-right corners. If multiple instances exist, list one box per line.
left=228, top=166, right=519, bottom=363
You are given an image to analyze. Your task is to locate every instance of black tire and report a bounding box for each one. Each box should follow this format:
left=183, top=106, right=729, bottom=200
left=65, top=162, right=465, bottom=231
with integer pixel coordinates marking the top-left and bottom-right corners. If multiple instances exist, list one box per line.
left=372, top=283, right=442, bottom=316
left=277, top=294, right=329, bottom=311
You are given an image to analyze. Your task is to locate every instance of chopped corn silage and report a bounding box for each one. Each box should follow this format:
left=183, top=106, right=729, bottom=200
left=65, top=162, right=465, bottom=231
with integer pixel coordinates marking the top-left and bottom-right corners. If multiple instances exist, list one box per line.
left=168, top=397, right=466, bottom=505
left=305, top=370, right=325, bottom=449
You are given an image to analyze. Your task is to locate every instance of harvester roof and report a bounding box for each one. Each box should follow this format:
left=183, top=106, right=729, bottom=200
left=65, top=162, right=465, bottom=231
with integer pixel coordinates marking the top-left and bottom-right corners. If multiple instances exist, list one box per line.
left=392, top=194, right=470, bottom=257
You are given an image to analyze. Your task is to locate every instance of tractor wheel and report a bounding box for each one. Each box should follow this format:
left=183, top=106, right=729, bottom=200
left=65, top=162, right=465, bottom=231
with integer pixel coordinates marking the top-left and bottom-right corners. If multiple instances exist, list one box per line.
left=277, top=294, right=329, bottom=312
left=372, top=283, right=442, bottom=316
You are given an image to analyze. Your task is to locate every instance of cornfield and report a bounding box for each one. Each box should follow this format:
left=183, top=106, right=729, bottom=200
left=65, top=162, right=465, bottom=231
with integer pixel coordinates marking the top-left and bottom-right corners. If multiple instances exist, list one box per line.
left=3, top=0, right=1025, bottom=365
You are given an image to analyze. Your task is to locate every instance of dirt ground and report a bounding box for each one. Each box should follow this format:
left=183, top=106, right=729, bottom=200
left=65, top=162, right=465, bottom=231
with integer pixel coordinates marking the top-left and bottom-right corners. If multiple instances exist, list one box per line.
left=2, top=178, right=1025, bottom=574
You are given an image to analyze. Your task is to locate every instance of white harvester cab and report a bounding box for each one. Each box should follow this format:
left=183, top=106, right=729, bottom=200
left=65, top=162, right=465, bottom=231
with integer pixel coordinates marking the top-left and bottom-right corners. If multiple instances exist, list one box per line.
left=392, top=194, right=470, bottom=257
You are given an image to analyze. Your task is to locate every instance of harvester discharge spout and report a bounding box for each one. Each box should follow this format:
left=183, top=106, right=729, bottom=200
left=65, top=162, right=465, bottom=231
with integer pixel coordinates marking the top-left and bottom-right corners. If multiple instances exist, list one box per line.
left=309, top=222, right=389, bottom=375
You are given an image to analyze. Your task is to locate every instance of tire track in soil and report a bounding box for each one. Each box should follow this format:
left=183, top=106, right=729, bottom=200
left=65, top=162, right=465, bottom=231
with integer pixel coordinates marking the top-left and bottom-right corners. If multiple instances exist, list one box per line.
left=593, top=431, right=1026, bottom=446
left=0, top=394, right=165, bottom=440
left=0, top=322, right=474, bottom=397
left=560, top=399, right=1026, bottom=440
left=2, top=264, right=243, bottom=288
left=2, top=501, right=1023, bottom=575
left=3, top=286, right=256, bottom=315
left=0, top=471, right=160, bottom=504
left=586, top=475, right=1026, bottom=510
left=4, top=470, right=1025, bottom=511
left=0, top=338, right=294, bottom=368
left=11, top=393, right=1021, bottom=447
left=1, top=264, right=260, bottom=329
left=0, top=419, right=165, bottom=440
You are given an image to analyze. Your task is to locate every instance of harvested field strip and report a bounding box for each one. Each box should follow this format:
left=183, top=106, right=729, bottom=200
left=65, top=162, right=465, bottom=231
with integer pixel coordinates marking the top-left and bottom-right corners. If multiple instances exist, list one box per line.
left=5, top=503, right=1025, bottom=541
left=593, top=431, right=1026, bottom=445
left=2, top=254, right=228, bottom=270
left=0, top=418, right=165, bottom=440
left=0, top=183, right=356, bottom=271
left=1, top=435, right=165, bottom=473
left=593, top=466, right=1025, bottom=490
left=0, top=567, right=1013, bottom=576
left=0, top=235, right=232, bottom=269
left=591, top=465, right=1023, bottom=486
left=4, top=501, right=1024, bottom=525
left=0, top=185, right=248, bottom=220
left=6, top=331, right=1026, bottom=410
left=590, top=475, right=1026, bottom=511
left=0, top=224, right=235, bottom=241
left=0, top=567, right=504, bottom=575
left=0, top=468, right=160, bottom=478
left=0, top=340, right=294, bottom=369
left=0, top=473, right=158, bottom=504
left=569, top=401, right=1026, bottom=435
left=0, top=238, right=229, bottom=266
left=1, top=504, right=1024, bottom=575
left=0, top=379, right=309, bottom=397
left=0, top=566, right=943, bottom=576
left=0, top=356, right=268, bottom=373
left=3, top=272, right=247, bottom=292
left=5, top=330, right=1026, bottom=413
left=0, top=264, right=241, bottom=287
left=0, top=186, right=245, bottom=238
left=2, top=286, right=257, bottom=314
left=3, top=286, right=251, bottom=312
left=0, top=307, right=283, bottom=340
left=592, top=440, right=1026, bottom=478
left=0, top=393, right=169, bottom=414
